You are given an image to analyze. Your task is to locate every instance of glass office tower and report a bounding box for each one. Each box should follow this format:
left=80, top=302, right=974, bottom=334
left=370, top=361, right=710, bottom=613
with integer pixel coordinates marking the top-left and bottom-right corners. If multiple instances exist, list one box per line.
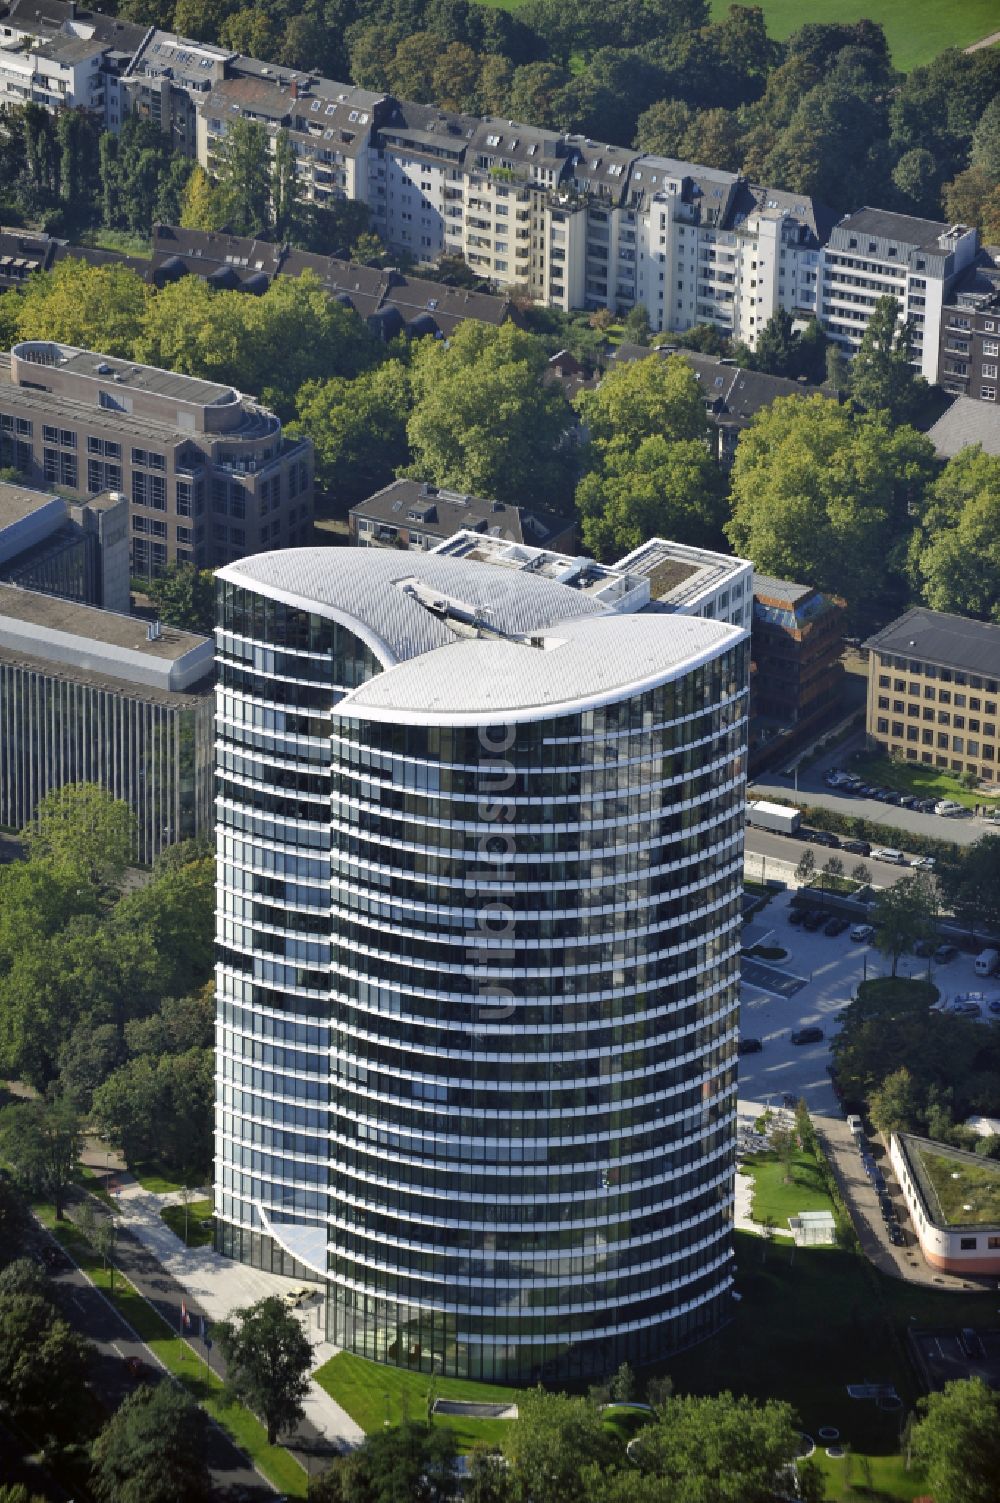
left=214, top=546, right=749, bottom=1382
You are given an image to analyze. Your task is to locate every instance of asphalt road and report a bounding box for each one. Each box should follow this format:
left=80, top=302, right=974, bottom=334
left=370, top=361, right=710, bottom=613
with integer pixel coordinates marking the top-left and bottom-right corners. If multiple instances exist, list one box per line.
left=25, top=1217, right=273, bottom=1501
left=744, top=826, right=920, bottom=889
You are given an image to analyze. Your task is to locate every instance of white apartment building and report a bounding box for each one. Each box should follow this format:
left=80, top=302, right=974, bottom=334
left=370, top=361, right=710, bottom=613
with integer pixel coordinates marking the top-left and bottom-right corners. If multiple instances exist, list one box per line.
left=0, top=32, right=109, bottom=116
left=819, top=207, right=979, bottom=380
left=4, top=2, right=980, bottom=369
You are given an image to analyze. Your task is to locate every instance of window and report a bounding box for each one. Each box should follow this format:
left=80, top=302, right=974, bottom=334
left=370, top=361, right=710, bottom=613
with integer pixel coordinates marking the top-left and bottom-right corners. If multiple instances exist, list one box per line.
left=960, top=1237, right=977, bottom=1250
left=984, top=340, right=999, bottom=356
left=984, top=364, right=998, bottom=379
left=983, top=386, right=997, bottom=401
left=177, top=525, right=193, bottom=544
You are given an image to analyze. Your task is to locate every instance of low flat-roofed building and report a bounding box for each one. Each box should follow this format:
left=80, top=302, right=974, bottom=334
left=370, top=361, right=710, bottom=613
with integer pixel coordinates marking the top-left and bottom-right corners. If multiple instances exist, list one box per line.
left=0, top=477, right=129, bottom=612
left=615, top=536, right=753, bottom=629
left=0, top=583, right=214, bottom=862
left=350, top=479, right=577, bottom=554
left=864, top=606, right=1000, bottom=787
left=891, top=1132, right=1000, bottom=1277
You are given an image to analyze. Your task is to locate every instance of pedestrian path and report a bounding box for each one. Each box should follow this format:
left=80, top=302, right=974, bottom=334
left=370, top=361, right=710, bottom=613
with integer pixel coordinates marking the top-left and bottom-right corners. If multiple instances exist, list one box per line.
left=80, top=1145, right=364, bottom=1451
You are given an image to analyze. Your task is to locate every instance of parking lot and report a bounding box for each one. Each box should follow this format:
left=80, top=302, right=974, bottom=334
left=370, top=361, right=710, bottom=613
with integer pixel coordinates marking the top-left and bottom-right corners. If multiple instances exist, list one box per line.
left=910, top=1327, right=1000, bottom=1391
left=737, top=888, right=997, bottom=1118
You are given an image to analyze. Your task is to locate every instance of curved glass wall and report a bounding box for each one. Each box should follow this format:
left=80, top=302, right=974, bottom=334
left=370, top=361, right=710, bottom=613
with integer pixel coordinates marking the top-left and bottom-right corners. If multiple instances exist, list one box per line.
left=213, top=571, right=749, bottom=1380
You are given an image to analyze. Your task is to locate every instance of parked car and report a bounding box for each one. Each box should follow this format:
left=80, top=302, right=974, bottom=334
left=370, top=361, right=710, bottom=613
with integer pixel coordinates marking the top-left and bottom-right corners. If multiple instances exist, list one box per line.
left=899, top=794, right=919, bottom=809
left=914, top=939, right=934, bottom=958
left=952, top=1000, right=983, bottom=1018
left=887, top=1224, right=905, bottom=1246
left=916, top=798, right=938, bottom=813
left=802, top=910, right=826, bottom=931
left=873, top=1172, right=887, bottom=1193
left=809, top=829, right=840, bottom=848
left=934, top=944, right=958, bottom=963
left=788, top=907, right=807, bottom=927
left=824, top=916, right=850, bottom=936
left=125, top=1356, right=150, bottom=1380
left=281, top=1287, right=314, bottom=1309
left=875, top=788, right=896, bottom=802
left=843, top=839, right=871, bottom=856
left=738, top=1038, right=763, bottom=1055
left=791, top=1026, right=824, bottom=1045
left=872, top=848, right=906, bottom=865
left=851, top=924, right=875, bottom=942
left=911, top=855, right=936, bottom=870
left=934, top=799, right=965, bottom=817
left=961, top=1328, right=984, bottom=1358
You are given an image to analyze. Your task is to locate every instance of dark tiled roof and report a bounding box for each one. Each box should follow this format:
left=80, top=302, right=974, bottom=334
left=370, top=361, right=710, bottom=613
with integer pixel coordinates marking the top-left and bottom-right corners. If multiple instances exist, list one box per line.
left=928, top=396, right=1000, bottom=458
left=351, top=479, right=573, bottom=549
left=864, top=607, right=1000, bottom=679
left=0, top=0, right=145, bottom=48
left=149, top=225, right=511, bottom=336
left=833, top=207, right=959, bottom=253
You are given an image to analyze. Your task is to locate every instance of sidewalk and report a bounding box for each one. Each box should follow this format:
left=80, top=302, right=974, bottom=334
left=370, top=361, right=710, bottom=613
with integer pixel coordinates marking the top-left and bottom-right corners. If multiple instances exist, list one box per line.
left=80, top=1143, right=364, bottom=1453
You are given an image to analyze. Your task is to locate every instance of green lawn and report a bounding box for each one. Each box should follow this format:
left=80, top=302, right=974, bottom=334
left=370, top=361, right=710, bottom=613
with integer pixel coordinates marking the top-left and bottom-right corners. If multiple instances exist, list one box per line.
left=850, top=753, right=999, bottom=811
left=314, top=1351, right=519, bottom=1451
left=160, top=1198, right=215, bottom=1248
left=131, top=1161, right=197, bottom=1195
left=707, top=0, right=997, bottom=71
left=658, top=1230, right=1000, bottom=1500
left=34, top=1206, right=307, bottom=1498
left=917, top=1147, right=1000, bottom=1226
left=476, top=0, right=998, bottom=69
left=744, top=1148, right=837, bottom=1233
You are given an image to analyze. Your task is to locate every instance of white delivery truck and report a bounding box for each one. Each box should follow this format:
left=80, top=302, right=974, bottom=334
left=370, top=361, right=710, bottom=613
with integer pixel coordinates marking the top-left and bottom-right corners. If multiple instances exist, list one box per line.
left=975, top=948, right=1000, bottom=977
left=746, top=800, right=802, bottom=837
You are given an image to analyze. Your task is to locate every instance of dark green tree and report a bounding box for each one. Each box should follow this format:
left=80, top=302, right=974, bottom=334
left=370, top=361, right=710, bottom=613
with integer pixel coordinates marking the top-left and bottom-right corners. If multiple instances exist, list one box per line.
left=0, top=1095, right=81, bottom=1220
left=271, top=128, right=300, bottom=238
left=871, top=873, right=937, bottom=978
left=216, top=1296, right=313, bottom=1445
left=214, top=117, right=271, bottom=238
left=752, top=308, right=798, bottom=376
left=0, top=1283, right=91, bottom=1425
left=144, top=562, right=216, bottom=635
left=911, top=1378, right=1000, bottom=1503
left=501, top=1389, right=616, bottom=1503
left=936, top=835, right=1000, bottom=940
left=92, top=1382, right=211, bottom=1503
left=619, top=1391, right=800, bottom=1503
left=849, top=294, right=922, bottom=423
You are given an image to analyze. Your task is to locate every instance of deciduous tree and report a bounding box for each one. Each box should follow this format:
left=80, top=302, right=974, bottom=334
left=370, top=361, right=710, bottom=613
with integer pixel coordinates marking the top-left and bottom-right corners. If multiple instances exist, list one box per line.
left=871, top=873, right=937, bottom=978
left=911, top=1378, right=1000, bottom=1503
left=144, top=561, right=216, bottom=635
left=216, top=1296, right=312, bottom=1445
left=909, top=447, right=1000, bottom=624
left=92, top=1381, right=211, bottom=1503
left=406, top=322, right=575, bottom=507
left=0, top=1096, right=81, bottom=1220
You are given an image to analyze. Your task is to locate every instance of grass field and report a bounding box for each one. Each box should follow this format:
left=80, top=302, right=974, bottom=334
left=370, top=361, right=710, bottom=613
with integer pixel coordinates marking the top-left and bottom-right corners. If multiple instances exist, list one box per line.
left=314, top=1351, right=519, bottom=1450
left=477, top=0, right=997, bottom=72
left=744, top=1148, right=837, bottom=1231
left=849, top=753, right=999, bottom=811
left=658, top=1230, right=1000, bottom=1500
left=160, top=1197, right=214, bottom=1248
left=131, top=1161, right=196, bottom=1195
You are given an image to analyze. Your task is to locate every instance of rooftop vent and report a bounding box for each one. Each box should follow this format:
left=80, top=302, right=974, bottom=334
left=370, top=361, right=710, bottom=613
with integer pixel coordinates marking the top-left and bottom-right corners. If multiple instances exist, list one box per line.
left=147, top=619, right=161, bottom=642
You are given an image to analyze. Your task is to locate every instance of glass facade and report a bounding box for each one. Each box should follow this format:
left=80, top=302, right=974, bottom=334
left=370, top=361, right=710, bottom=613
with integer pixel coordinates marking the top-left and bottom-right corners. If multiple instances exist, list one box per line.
left=214, top=573, right=750, bottom=1382
left=0, top=661, right=213, bottom=863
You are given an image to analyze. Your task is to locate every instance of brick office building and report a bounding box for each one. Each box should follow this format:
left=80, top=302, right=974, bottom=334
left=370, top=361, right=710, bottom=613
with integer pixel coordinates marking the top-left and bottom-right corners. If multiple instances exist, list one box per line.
left=0, top=341, right=313, bottom=577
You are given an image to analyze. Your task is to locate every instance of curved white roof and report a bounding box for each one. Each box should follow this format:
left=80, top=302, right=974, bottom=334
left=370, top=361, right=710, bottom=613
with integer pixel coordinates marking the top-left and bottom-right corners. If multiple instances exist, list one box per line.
left=219, top=548, right=745, bottom=723
left=218, top=547, right=603, bottom=666
left=342, top=612, right=741, bottom=724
